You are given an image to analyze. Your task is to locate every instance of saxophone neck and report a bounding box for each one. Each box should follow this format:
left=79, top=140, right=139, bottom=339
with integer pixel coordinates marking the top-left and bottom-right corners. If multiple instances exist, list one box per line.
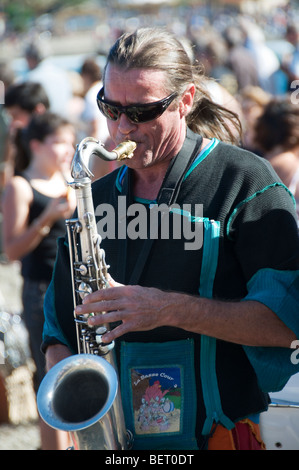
left=71, top=137, right=137, bottom=180
left=71, top=137, right=98, bottom=180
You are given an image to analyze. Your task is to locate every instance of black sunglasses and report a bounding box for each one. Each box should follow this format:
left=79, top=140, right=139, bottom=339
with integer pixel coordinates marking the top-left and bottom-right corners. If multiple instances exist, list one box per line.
left=96, top=88, right=178, bottom=124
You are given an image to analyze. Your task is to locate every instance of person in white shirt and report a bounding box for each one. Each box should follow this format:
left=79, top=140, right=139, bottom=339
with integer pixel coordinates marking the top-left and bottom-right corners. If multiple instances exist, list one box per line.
left=24, top=42, right=72, bottom=117
left=80, top=58, right=115, bottom=180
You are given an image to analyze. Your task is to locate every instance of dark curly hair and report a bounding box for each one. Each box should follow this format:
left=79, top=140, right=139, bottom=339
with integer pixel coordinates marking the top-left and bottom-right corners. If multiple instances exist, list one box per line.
left=16, top=112, right=73, bottom=173
left=254, top=97, right=299, bottom=153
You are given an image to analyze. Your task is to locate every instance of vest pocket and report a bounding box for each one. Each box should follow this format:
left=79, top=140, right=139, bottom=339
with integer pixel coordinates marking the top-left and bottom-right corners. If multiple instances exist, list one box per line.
left=120, top=339, right=198, bottom=450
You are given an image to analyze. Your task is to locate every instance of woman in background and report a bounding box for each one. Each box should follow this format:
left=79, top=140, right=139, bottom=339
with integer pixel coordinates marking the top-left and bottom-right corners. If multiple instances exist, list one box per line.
left=2, top=112, right=76, bottom=449
left=254, top=97, right=299, bottom=224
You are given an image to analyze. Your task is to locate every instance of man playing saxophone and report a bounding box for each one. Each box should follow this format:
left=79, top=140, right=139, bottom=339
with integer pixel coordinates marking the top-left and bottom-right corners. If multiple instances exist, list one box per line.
left=41, top=28, right=299, bottom=450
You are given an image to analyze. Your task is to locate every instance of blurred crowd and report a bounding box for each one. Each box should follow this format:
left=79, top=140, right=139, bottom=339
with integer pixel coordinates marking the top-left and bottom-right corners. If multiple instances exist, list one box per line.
left=0, top=4, right=298, bottom=187
left=0, top=4, right=298, bottom=192
left=0, top=3, right=298, bottom=449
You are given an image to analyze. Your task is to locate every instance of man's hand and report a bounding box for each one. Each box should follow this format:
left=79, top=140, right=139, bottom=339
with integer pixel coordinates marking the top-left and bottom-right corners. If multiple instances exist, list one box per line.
left=75, top=280, right=176, bottom=343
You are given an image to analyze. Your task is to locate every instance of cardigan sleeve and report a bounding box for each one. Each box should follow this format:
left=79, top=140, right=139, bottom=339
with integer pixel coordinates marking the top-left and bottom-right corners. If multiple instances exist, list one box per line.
left=41, top=277, right=70, bottom=353
left=242, top=268, right=299, bottom=392
left=227, top=180, right=299, bottom=392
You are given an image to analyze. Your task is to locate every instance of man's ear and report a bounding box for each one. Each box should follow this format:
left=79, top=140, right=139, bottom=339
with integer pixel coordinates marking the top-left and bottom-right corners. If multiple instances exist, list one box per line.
left=179, top=83, right=195, bottom=117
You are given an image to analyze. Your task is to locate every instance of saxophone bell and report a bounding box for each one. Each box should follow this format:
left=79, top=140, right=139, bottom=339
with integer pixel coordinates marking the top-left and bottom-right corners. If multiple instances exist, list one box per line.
left=37, top=354, right=130, bottom=450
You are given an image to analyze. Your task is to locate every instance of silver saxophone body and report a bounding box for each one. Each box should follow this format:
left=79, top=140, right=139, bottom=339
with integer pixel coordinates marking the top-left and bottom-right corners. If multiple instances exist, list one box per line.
left=37, top=137, right=136, bottom=450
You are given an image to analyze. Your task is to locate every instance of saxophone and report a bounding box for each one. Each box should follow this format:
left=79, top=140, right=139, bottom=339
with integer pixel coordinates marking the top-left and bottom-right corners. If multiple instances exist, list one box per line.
left=37, top=137, right=136, bottom=450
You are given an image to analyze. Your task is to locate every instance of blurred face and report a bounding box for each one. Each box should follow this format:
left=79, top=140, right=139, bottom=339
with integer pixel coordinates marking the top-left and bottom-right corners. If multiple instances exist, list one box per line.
left=102, top=64, right=193, bottom=170
left=5, top=103, right=47, bottom=131
left=241, top=99, right=263, bottom=125
left=6, top=105, right=31, bottom=130
left=31, top=125, right=75, bottom=174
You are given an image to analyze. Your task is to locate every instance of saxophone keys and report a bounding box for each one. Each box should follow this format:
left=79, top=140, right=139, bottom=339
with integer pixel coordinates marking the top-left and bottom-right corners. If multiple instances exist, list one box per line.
left=98, top=342, right=115, bottom=355
left=77, top=264, right=88, bottom=275
left=78, top=281, right=93, bottom=300
left=96, top=326, right=107, bottom=335
left=95, top=326, right=108, bottom=344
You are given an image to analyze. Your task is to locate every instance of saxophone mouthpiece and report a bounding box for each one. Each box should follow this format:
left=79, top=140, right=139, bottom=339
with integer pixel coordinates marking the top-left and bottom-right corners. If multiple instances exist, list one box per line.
left=113, top=141, right=137, bottom=161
